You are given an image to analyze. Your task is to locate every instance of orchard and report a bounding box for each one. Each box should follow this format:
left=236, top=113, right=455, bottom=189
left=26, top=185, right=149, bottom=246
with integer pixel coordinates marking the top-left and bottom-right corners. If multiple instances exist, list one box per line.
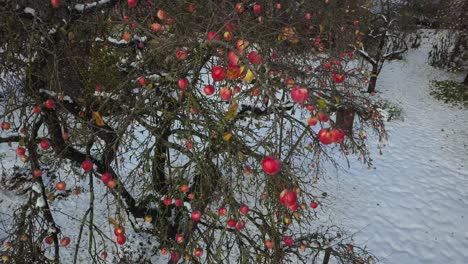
left=0, top=0, right=388, bottom=263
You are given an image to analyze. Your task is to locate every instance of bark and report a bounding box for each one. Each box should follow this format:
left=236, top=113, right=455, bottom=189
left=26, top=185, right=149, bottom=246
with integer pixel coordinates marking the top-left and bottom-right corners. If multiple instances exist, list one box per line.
left=367, top=64, right=379, bottom=93
left=336, top=106, right=355, bottom=134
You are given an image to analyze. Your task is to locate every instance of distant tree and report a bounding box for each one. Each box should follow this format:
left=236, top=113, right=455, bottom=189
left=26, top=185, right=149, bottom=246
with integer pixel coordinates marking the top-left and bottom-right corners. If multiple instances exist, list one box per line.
left=354, top=0, right=408, bottom=94
left=0, top=1, right=386, bottom=263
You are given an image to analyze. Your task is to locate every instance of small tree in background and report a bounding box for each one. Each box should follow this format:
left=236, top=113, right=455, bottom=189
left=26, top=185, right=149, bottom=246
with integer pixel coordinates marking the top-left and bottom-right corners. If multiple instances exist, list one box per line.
left=0, top=1, right=387, bottom=263
left=353, top=0, right=408, bottom=94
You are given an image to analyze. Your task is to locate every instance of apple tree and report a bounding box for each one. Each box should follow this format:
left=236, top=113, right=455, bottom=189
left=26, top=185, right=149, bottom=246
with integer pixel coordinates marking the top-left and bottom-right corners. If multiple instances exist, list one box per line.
left=0, top=0, right=387, bottom=263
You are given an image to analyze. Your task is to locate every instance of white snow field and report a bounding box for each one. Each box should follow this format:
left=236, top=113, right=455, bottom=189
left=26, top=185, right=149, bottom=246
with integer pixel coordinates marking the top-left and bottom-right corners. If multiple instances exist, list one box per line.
left=320, top=30, right=468, bottom=264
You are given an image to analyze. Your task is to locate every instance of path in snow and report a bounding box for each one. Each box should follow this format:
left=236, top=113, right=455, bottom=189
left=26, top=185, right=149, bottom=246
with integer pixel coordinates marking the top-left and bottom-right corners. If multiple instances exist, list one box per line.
left=324, top=31, right=468, bottom=264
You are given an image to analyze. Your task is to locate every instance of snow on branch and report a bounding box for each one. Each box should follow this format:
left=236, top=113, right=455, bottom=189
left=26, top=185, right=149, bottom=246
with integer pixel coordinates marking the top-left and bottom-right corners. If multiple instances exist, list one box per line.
left=353, top=47, right=377, bottom=65
left=74, top=0, right=111, bottom=12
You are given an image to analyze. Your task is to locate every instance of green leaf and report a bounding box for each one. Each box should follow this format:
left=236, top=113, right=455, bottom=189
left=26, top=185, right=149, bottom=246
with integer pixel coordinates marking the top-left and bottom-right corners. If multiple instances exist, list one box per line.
left=317, top=98, right=327, bottom=109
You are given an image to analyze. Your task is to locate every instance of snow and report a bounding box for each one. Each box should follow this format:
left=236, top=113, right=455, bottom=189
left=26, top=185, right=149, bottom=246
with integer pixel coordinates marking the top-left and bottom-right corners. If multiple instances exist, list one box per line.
left=321, top=30, right=468, bottom=264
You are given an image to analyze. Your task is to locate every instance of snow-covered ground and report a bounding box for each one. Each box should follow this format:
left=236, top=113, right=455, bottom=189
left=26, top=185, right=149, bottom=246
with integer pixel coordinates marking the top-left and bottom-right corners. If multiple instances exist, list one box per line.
left=321, top=30, right=468, bottom=264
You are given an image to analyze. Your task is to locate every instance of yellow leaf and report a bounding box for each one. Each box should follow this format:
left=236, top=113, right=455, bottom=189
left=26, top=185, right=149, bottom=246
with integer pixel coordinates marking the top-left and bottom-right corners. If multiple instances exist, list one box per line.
left=317, top=98, right=327, bottom=109
left=240, top=66, right=254, bottom=82
left=224, top=103, right=238, bottom=121
left=108, top=217, right=117, bottom=226
left=319, top=24, right=324, bottom=33
left=223, top=132, right=233, bottom=141
left=92, top=111, right=105, bottom=126
left=335, top=96, right=340, bottom=104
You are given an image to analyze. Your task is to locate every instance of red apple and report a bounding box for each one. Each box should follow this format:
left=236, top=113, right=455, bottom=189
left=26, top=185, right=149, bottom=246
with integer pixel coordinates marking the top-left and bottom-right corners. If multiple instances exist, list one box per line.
left=175, top=48, right=188, bottom=60
left=218, top=207, right=227, bottom=216
left=219, top=87, right=232, bottom=101
left=138, top=77, right=147, bottom=86
left=283, top=236, right=294, bottom=246
left=265, top=240, right=274, bottom=249
left=127, top=0, right=137, bottom=8
left=44, top=236, right=54, bottom=244
left=180, top=184, right=189, bottom=193
left=251, top=88, right=260, bottom=96
left=235, top=3, right=244, bottom=13
left=122, top=32, right=131, bottom=42
left=60, top=237, right=70, bottom=247
left=151, top=23, right=163, bottom=33
left=228, top=51, right=240, bottom=66
left=305, top=13, right=312, bottom=20
left=175, top=233, right=184, bottom=243
left=100, top=251, right=108, bottom=259
left=51, top=0, right=60, bottom=8
left=114, top=226, right=125, bottom=236
left=174, top=199, right=183, bottom=207
left=253, top=3, right=261, bottom=14
left=156, top=9, right=166, bottom=21
left=318, top=129, right=333, bottom=145
left=211, top=66, right=226, bottom=81
left=290, top=87, right=309, bottom=103
left=170, top=252, right=181, bottom=262
left=62, top=133, right=69, bottom=140
left=288, top=203, right=298, bottom=211
left=81, top=160, right=93, bottom=172
left=235, top=220, right=245, bottom=230
left=33, top=106, right=41, bottom=113
left=225, top=22, right=235, bottom=32
left=187, top=4, right=195, bottom=12
left=106, top=179, right=118, bottom=189
left=16, top=147, right=26, bottom=156
left=188, top=193, right=195, bottom=200
left=39, top=140, right=50, bottom=150
left=317, top=112, right=328, bottom=122
left=330, top=129, right=345, bottom=143
left=33, top=169, right=42, bottom=177
left=116, top=234, right=126, bottom=245
left=1, top=122, right=10, bottom=130
left=56, top=181, right=66, bottom=191
left=178, top=78, right=189, bottom=90
left=247, top=51, right=262, bottom=64
left=310, top=201, right=318, bottom=209
left=261, top=156, right=281, bottom=175
left=235, top=39, right=249, bottom=53
left=307, top=117, right=317, bottom=126
left=275, top=3, right=281, bottom=9
left=44, top=99, right=55, bottom=109
left=207, top=31, right=220, bottom=41
left=285, top=191, right=297, bottom=206
left=101, top=173, right=112, bottom=184
left=285, top=77, right=295, bottom=88
left=203, top=85, right=215, bottom=96
left=279, top=189, right=289, bottom=205
left=163, top=197, right=172, bottom=206
left=239, top=205, right=249, bottom=215
left=191, top=211, right=202, bottom=221
left=227, top=219, right=237, bottom=227
left=194, top=248, right=203, bottom=257
left=20, top=155, right=28, bottom=162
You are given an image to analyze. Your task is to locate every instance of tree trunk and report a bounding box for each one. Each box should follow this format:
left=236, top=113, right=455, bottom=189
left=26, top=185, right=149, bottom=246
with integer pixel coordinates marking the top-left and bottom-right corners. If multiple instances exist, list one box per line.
left=336, top=105, right=355, bottom=134
left=322, top=248, right=332, bottom=264
left=367, top=64, right=379, bottom=93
